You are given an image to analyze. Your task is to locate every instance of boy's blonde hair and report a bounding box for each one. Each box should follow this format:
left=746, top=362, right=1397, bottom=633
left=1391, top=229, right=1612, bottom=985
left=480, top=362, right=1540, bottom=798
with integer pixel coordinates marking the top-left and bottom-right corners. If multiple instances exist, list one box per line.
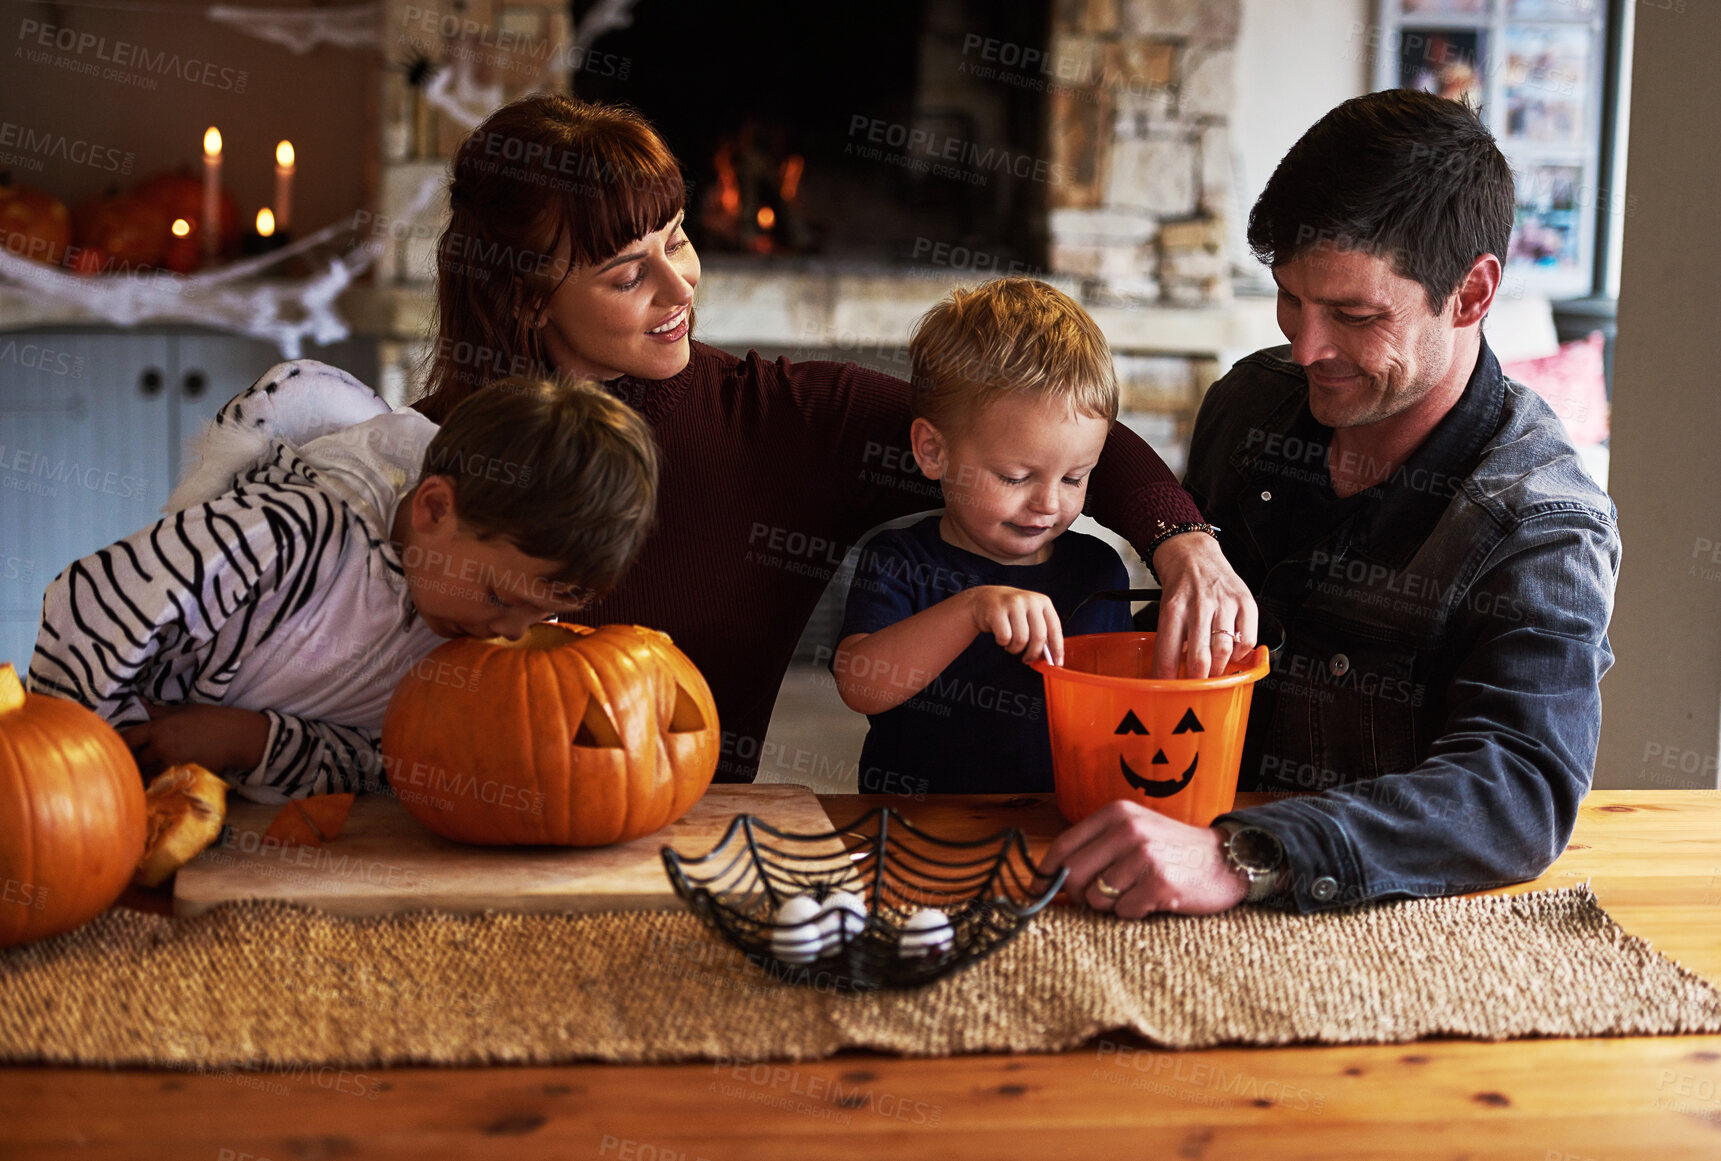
left=908, top=277, right=1119, bottom=432
left=419, top=376, right=659, bottom=603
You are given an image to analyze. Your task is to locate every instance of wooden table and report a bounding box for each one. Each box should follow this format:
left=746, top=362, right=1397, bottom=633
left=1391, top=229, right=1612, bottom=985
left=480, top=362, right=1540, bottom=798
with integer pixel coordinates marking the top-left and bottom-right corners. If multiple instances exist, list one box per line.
left=4, top=790, right=1719, bottom=1160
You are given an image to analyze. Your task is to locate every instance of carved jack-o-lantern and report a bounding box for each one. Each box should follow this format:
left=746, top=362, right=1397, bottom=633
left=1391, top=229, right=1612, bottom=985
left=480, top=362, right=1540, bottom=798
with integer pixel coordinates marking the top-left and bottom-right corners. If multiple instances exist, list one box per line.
left=382, top=622, right=720, bottom=846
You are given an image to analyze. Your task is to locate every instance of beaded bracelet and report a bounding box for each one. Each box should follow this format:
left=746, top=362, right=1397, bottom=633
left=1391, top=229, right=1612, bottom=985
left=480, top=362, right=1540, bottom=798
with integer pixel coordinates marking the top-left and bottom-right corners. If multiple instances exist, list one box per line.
left=1144, top=520, right=1222, bottom=582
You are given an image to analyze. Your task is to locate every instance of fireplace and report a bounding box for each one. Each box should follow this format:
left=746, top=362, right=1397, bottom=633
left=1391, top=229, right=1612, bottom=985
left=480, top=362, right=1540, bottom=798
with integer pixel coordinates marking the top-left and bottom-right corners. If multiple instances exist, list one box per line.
left=366, top=0, right=1261, bottom=410
left=355, top=0, right=1269, bottom=662
left=572, top=0, right=1053, bottom=267
left=567, top=0, right=1240, bottom=306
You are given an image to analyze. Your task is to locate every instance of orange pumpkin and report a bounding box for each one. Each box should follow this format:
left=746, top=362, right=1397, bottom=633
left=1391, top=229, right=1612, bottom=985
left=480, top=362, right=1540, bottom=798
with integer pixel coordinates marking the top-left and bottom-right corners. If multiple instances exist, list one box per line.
left=71, top=192, right=169, bottom=269
left=65, top=244, right=111, bottom=276
left=0, top=180, right=73, bottom=267
left=0, top=663, right=147, bottom=948
left=133, top=169, right=240, bottom=266
left=381, top=623, right=720, bottom=846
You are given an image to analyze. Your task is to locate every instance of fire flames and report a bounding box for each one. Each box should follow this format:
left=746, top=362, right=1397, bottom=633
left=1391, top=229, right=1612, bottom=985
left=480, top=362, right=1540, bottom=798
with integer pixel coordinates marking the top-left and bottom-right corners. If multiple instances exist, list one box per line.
left=700, top=122, right=806, bottom=255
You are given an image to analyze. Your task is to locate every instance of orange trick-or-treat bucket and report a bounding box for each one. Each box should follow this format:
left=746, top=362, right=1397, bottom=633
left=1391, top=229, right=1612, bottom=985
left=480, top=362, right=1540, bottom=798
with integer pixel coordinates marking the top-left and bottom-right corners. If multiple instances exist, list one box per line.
left=1031, top=632, right=1270, bottom=827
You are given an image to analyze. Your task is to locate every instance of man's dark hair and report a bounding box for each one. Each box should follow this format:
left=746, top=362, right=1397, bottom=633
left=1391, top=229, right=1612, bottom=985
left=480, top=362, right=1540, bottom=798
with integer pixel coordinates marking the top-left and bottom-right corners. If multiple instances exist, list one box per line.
left=1247, top=89, right=1514, bottom=314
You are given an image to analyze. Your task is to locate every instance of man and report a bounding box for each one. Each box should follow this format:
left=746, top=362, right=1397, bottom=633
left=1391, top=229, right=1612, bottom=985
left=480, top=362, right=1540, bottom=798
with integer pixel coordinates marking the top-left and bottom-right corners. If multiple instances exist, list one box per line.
left=1045, top=89, right=1620, bottom=915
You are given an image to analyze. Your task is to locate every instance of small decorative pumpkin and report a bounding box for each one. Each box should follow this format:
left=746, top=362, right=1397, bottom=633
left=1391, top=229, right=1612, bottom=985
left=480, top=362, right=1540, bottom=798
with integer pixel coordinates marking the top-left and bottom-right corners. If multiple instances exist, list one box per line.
left=71, top=192, right=169, bottom=269
left=381, top=623, right=720, bottom=846
left=0, top=663, right=147, bottom=948
left=0, top=179, right=73, bottom=267
left=133, top=764, right=228, bottom=888
left=64, top=244, right=111, bottom=277
left=133, top=169, right=240, bottom=265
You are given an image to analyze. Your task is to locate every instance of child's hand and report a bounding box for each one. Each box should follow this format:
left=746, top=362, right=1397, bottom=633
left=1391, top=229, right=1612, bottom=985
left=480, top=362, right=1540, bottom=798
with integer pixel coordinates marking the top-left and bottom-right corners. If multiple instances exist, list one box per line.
left=965, top=586, right=1065, bottom=666
left=119, top=703, right=270, bottom=779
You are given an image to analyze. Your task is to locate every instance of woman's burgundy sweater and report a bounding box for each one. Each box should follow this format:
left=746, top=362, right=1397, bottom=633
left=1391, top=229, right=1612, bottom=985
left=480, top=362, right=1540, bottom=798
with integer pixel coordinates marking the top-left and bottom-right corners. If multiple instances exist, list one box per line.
left=580, top=341, right=1201, bottom=782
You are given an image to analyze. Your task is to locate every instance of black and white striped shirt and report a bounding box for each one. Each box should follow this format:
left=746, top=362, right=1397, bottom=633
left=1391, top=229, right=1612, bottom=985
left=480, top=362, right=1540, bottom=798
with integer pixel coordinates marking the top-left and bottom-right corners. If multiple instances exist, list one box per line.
left=28, top=367, right=443, bottom=802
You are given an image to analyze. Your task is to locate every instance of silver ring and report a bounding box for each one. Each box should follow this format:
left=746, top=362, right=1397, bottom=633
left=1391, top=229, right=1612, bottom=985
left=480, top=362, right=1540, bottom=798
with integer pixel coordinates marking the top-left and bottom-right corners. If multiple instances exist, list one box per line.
left=1093, top=875, right=1124, bottom=900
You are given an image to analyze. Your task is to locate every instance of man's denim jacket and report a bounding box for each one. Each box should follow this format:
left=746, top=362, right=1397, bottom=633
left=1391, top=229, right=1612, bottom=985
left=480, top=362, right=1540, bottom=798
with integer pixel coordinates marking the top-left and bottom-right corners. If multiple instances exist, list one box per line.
left=1187, top=342, right=1621, bottom=912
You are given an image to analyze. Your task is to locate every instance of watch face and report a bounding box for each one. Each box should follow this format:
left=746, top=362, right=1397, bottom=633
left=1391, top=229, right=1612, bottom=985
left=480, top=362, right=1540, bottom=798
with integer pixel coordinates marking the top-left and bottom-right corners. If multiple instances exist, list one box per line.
left=1231, top=827, right=1284, bottom=873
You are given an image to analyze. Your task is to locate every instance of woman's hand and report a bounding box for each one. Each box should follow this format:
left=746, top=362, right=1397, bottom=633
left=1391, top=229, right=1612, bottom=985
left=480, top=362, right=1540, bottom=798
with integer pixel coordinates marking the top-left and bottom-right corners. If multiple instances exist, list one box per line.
left=966, top=586, right=1065, bottom=666
left=1149, top=532, right=1258, bottom=678
left=1043, top=800, right=1248, bottom=919
left=119, top=703, right=270, bottom=779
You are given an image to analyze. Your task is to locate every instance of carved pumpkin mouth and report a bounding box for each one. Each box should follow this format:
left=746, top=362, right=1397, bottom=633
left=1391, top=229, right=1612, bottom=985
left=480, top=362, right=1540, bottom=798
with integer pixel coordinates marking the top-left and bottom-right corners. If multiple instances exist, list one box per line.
left=1119, top=752, right=1198, bottom=798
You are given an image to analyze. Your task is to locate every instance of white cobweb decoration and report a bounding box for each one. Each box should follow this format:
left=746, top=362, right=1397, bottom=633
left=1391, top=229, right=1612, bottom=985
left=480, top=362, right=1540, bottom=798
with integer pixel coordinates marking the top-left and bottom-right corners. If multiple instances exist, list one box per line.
left=0, top=0, right=639, bottom=356
left=205, top=3, right=382, bottom=55
left=421, top=57, right=505, bottom=132
left=424, top=0, right=638, bottom=130
left=0, top=171, right=443, bottom=358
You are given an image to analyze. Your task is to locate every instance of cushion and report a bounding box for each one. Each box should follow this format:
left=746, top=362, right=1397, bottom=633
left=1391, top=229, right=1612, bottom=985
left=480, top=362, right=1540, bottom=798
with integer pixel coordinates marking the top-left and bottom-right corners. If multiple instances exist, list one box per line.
left=1502, top=330, right=1610, bottom=445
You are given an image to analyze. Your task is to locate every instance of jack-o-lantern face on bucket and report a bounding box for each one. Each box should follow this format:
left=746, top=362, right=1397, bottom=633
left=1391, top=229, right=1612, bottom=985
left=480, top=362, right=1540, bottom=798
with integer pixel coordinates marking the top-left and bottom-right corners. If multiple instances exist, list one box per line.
left=1035, top=631, right=1267, bottom=827
left=1114, top=706, right=1204, bottom=798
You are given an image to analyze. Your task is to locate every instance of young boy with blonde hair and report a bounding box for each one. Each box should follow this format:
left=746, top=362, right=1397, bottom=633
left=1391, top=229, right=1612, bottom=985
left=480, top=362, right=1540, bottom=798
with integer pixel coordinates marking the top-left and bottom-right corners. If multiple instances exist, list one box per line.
left=29, top=362, right=658, bottom=801
left=832, top=278, right=1136, bottom=793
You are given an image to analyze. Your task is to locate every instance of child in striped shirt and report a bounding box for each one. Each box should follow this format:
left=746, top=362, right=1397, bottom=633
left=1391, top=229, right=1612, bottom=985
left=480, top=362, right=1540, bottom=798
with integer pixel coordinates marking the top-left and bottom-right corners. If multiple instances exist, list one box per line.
left=27, top=362, right=659, bottom=802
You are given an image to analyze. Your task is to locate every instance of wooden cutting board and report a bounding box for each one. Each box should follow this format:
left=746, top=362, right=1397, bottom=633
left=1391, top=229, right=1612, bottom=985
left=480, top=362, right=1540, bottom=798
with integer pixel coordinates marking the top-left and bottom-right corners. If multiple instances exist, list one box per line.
left=173, top=784, right=841, bottom=918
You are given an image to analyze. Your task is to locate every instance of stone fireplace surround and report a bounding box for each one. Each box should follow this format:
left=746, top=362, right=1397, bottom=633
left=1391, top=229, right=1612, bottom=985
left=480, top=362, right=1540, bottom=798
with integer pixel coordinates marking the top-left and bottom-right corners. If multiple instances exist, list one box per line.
left=0, top=0, right=1279, bottom=445
left=359, top=0, right=1272, bottom=442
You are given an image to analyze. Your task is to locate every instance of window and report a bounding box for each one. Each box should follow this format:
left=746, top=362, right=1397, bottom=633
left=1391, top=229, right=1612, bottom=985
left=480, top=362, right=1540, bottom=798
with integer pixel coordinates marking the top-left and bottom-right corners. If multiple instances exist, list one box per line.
left=1373, top=0, right=1624, bottom=299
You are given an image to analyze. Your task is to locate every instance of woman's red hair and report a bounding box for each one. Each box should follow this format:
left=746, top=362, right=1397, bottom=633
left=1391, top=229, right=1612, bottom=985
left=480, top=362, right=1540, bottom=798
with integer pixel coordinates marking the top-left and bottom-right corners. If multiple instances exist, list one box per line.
left=415, top=95, right=686, bottom=422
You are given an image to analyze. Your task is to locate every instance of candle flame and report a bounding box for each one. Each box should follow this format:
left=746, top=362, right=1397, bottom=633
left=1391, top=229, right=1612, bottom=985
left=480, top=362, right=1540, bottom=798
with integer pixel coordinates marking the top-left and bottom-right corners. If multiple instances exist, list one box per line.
left=256, top=208, right=276, bottom=236
left=755, top=206, right=776, bottom=230
left=171, top=218, right=192, bottom=237
left=203, top=127, right=222, bottom=158
left=276, top=140, right=294, bottom=168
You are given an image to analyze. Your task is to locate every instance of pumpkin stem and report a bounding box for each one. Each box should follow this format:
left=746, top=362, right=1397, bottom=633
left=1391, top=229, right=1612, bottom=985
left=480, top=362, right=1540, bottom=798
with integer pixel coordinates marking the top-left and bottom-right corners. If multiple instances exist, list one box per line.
left=0, top=663, right=24, bottom=715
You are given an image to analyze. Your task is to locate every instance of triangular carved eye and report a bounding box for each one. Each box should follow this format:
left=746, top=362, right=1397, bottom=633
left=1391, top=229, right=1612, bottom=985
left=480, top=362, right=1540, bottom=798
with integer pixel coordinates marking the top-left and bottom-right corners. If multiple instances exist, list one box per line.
left=668, top=683, right=705, bottom=733
left=1172, top=708, right=1204, bottom=735
left=573, top=698, right=623, bottom=747
left=1116, top=710, right=1149, bottom=735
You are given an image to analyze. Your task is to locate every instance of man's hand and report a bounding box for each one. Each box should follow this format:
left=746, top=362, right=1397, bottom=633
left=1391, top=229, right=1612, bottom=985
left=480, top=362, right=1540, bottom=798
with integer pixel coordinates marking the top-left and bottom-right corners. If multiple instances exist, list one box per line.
left=1043, top=800, right=1248, bottom=918
left=119, top=702, right=269, bottom=779
left=1150, top=531, right=1258, bottom=678
left=966, top=585, right=1066, bottom=666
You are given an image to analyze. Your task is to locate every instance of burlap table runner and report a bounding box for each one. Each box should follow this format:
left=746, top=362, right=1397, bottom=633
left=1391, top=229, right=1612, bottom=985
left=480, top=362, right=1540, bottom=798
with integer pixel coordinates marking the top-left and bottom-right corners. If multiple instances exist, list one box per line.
left=3, top=885, right=1717, bottom=1067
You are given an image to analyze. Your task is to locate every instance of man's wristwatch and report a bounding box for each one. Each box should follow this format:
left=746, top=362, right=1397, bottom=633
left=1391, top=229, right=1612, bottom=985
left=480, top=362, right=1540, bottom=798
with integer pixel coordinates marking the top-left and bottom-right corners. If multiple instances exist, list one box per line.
left=1215, top=820, right=1287, bottom=903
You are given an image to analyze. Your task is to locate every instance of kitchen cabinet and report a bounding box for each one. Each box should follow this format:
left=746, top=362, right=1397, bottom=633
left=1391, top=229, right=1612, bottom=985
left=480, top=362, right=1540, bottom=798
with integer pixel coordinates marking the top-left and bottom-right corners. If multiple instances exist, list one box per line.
left=0, top=329, right=376, bottom=672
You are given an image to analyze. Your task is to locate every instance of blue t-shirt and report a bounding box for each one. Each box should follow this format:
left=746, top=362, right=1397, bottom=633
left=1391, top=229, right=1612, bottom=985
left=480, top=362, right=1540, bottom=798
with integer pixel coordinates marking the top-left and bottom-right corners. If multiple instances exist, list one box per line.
left=837, top=514, right=1132, bottom=794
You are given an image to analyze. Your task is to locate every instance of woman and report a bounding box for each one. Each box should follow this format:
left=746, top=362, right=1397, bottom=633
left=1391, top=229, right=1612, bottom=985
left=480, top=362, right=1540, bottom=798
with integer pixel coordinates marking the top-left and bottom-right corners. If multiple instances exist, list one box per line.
left=415, top=95, right=1257, bottom=783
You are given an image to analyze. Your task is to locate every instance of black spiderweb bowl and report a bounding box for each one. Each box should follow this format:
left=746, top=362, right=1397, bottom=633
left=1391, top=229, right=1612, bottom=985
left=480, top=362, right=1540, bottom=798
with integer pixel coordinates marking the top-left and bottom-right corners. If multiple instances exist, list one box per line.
left=661, top=807, right=1068, bottom=992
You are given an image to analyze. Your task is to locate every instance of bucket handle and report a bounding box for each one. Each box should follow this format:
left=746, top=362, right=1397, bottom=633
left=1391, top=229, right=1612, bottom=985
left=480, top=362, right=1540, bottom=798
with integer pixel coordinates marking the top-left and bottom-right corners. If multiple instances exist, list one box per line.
left=1071, top=589, right=1286, bottom=656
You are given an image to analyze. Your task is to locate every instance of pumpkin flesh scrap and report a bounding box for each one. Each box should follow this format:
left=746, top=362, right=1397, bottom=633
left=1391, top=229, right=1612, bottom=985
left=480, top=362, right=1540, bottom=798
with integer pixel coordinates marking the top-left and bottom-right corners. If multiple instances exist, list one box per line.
left=264, top=793, right=355, bottom=847
left=133, top=764, right=228, bottom=888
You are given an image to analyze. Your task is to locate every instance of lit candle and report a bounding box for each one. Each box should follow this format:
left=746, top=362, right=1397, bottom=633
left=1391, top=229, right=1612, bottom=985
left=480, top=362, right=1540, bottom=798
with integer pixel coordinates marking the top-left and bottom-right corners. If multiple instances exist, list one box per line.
left=242, top=207, right=280, bottom=257
left=274, top=140, right=294, bottom=234
left=202, top=127, right=222, bottom=262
